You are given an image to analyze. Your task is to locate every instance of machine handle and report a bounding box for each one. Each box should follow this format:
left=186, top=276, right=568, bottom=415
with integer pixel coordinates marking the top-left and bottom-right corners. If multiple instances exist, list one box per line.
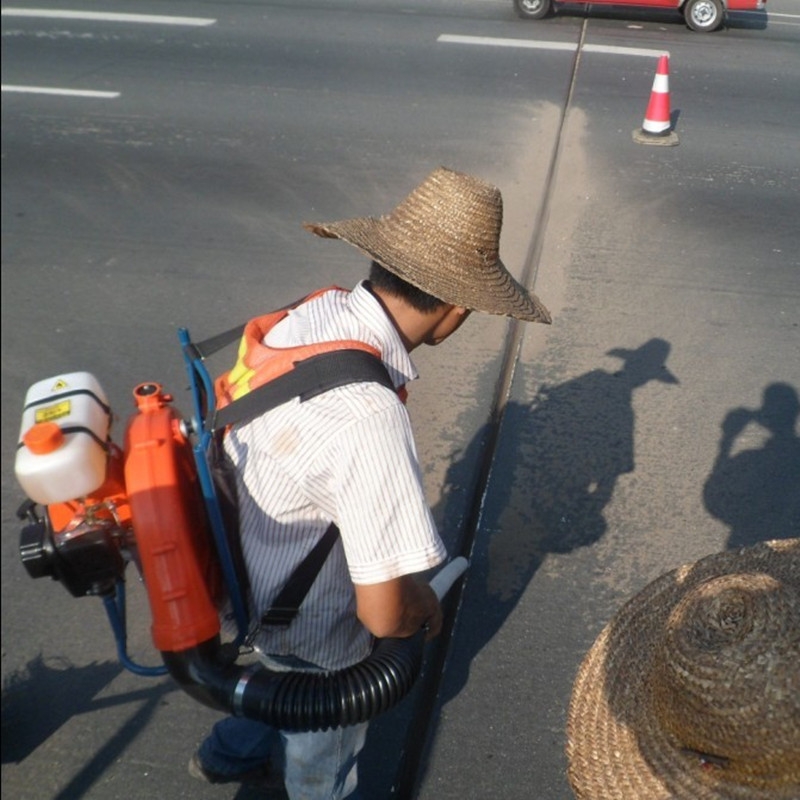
left=429, top=557, right=469, bottom=601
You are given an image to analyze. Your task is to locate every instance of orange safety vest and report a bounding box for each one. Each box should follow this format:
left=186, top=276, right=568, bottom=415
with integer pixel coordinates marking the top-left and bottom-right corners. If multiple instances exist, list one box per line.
left=214, top=287, right=405, bottom=409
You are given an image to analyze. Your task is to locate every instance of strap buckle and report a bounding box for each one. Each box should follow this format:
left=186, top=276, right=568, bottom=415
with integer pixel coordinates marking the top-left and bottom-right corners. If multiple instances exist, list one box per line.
left=260, top=607, right=300, bottom=627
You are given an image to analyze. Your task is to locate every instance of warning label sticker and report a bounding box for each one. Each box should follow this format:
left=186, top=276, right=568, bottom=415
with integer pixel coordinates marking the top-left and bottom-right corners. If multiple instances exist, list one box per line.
left=34, top=401, right=72, bottom=423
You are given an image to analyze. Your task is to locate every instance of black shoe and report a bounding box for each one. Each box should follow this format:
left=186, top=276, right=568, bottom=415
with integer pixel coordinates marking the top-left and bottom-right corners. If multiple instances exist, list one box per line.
left=188, top=752, right=283, bottom=787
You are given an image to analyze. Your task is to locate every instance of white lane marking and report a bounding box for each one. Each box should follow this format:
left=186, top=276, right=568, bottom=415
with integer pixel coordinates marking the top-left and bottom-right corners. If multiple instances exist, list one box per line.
left=730, top=10, right=800, bottom=25
left=1, top=8, right=216, bottom=26
left=2, top=84, right=120, bottom=97
left=438, top=34, right=575, bottom=52
left=583, top=44, right=669, bottom=57
left=438, top=34, right=666, bottom=58
left=2, top=7, right=216, bottom=99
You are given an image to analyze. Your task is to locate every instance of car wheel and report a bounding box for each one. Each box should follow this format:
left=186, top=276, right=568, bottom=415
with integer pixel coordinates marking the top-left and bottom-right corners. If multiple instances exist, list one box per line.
left=513, top=0, right=553, bottom=20
left=683, top=0, right=724, bottom=32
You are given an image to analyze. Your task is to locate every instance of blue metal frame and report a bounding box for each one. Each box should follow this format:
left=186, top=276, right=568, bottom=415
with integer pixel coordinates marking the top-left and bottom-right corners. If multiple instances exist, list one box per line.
left=178, top=327, right=250, bottom=646
left=103, top=582, right=168, bottom=676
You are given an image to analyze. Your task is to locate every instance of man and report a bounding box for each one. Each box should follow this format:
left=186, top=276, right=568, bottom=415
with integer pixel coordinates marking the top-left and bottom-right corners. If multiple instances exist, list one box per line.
left=190, top=166, right=551, bottom=799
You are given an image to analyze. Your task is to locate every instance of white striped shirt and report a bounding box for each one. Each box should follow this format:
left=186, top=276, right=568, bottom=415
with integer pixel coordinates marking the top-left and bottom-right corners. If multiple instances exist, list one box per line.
left=224, top=282, right=447, bottom=670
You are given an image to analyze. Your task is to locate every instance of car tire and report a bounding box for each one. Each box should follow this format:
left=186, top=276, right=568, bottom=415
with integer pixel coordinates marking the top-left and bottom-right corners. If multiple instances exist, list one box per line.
left=513, top=0, right=553, bottom=20
left=683, top=0, right=724, bottom=32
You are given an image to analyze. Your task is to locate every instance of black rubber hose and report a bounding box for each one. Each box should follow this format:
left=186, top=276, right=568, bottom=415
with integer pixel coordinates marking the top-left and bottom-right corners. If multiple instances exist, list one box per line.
left=161, top=630, right=426, bottom=732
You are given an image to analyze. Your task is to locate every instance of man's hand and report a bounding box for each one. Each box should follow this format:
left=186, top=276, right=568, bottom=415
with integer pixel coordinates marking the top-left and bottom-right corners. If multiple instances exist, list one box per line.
left=354, top=574, right=442, bottom=641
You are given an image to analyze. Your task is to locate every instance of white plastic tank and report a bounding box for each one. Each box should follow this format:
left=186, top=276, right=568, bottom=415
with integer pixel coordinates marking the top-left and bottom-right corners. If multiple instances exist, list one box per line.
left=15, top=372, right=112, bottom=505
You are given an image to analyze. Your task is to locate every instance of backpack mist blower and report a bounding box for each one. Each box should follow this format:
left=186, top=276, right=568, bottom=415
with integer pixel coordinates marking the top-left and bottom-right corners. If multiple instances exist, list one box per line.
left=14, top=323, right=468, bottom=732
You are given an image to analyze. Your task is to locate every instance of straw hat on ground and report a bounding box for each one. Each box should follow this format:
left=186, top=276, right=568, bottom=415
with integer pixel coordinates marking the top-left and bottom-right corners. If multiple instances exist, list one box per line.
left=303, top=166, right=551, bottom=324
left=567, top=538, right=800, bottom=800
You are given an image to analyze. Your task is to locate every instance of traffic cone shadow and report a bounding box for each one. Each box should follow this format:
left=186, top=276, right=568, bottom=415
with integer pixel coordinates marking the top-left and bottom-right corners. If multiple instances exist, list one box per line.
left=633, top=54, right=680, bottom=147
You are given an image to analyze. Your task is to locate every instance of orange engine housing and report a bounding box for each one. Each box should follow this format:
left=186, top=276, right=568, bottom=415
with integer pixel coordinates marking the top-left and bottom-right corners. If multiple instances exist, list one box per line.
left=45, top=442, right=131, bottom=533
left=123, top=382, right=223, bottom=652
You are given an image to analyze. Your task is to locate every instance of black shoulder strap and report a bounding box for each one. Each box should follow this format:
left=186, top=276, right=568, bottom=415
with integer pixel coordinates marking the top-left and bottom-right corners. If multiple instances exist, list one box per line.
left=190, top=290, right=305, bottom=361
left=211, top=348, right=395, bottom=434
left=211, top=346, right=396, bottom=628
left=192, top=323, right=246, bottom=360
left=260, top=523, right=341, bottom=627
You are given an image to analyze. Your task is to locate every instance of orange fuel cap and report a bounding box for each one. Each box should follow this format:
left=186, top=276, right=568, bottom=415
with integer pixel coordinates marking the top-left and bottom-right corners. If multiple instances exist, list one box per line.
left=23, top=422, right=65, bottom=454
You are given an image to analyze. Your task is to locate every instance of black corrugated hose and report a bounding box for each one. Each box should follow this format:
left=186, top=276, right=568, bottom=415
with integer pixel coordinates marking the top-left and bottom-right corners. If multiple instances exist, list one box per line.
left=162, top=630, right=426, bottom=732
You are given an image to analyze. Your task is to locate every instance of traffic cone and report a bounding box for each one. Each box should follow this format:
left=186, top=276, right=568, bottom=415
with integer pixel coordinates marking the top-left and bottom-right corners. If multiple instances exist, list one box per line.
left=633, top=55, right=679, bottom=146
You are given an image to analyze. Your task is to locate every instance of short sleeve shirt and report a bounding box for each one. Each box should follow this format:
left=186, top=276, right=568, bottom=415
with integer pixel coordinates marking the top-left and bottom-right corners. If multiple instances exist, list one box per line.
left=225, top=282, right=447, bottom=670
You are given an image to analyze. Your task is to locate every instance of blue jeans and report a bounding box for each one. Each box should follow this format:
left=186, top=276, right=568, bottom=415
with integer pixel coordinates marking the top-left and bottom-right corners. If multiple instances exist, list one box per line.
left=199, top=717, right=367, bottom=799
left=197, top=656, right=368, bottom=799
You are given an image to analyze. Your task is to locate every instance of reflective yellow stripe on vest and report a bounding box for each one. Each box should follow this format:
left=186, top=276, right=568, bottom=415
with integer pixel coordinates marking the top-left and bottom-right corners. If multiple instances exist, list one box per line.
left=214, top=287, right=385, bottom=411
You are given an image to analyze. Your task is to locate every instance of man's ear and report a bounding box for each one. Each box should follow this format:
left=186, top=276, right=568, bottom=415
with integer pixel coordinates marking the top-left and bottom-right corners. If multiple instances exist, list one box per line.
left=439, top=304, right=468, bottom=318
left=442, top=304, right=471, bottom=332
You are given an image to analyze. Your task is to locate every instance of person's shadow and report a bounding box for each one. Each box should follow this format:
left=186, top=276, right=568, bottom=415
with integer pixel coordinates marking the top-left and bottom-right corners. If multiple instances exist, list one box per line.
left=372, top=338, right=679, bottom=797
left=438, top=338, right=679, bottom=699
left=2, top=654, right=174, bottom=798
left=703, top=382, right=800, bottom=548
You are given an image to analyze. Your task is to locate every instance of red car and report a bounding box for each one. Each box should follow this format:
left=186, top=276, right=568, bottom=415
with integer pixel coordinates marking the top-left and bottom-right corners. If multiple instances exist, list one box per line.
left=513, top=0, right=766, bottom=32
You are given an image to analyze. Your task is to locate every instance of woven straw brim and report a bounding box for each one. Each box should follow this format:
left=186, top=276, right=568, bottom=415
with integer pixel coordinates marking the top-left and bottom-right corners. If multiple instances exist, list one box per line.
left=305, top=216, right=551, bottom=323
left=303, top=167, right=550, bottom=323
left=566, top=539, right=800, bottom=800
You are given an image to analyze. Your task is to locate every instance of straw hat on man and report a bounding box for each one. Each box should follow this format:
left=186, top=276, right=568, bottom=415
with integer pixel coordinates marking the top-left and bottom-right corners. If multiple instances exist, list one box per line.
left=304, top=166, right=551, bottom=324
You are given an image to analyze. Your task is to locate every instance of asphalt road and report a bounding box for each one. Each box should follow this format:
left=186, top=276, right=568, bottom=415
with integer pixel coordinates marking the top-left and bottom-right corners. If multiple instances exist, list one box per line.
left=2, top=1, right=799, bottom=798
